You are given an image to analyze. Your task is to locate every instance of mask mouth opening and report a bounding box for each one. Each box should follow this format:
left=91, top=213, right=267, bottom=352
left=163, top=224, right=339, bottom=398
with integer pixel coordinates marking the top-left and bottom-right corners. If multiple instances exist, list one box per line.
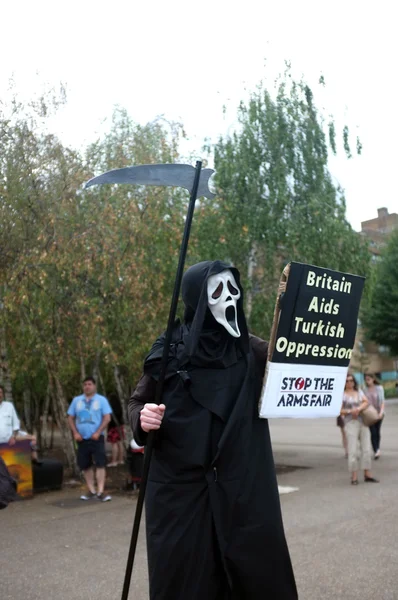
left=226, top=305, right=239, bottom=334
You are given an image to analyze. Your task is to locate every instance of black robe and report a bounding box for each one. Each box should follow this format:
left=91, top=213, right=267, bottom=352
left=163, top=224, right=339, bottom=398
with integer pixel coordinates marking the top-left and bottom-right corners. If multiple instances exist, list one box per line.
left=0, top=456, right=17, bottom=509
left=128, top=261, right=298, bottom=600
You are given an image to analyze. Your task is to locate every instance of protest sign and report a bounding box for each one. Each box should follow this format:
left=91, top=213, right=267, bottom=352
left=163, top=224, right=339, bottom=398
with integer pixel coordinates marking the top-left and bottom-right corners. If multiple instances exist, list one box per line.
left=0, top=440, right=33, bottom=497
left=259, top=262, right=365, bottom=418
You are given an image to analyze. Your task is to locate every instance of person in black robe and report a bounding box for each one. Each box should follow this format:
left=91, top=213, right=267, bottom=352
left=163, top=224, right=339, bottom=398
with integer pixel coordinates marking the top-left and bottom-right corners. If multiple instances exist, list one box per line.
left=128, top=260, right=298, bottom=600
left=0, top=456, right=17, bottom=509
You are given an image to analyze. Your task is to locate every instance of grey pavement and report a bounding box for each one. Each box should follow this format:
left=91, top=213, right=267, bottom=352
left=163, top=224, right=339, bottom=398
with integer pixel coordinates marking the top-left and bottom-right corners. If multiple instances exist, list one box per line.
left=1, top=401, right=397, bottom=600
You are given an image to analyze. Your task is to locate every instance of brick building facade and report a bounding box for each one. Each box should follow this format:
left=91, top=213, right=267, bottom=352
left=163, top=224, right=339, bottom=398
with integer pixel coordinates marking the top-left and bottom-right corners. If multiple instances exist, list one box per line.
left=352, top=207, right=398, bottom=381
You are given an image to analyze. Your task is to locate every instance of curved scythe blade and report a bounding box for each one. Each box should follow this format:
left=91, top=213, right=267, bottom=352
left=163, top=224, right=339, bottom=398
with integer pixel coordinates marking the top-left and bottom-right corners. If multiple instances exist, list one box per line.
left=85, top=163, right=215, bottom=199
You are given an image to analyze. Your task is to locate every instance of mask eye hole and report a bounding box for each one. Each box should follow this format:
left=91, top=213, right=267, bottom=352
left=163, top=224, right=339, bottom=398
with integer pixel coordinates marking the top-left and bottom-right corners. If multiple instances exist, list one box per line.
left=227, top=281, right=239, bottom=296
left=212, top=282, right=223, bottom=299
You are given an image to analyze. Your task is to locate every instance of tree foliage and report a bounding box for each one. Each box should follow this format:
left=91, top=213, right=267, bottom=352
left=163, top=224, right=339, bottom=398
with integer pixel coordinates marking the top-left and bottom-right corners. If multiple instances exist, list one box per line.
left=0, top=93, right=186, bottom=472
left=0, top=73, right=372, bottom=471
left=362, top=231, right=398, bottom=355
left=195, top=71, right=369, bottom=338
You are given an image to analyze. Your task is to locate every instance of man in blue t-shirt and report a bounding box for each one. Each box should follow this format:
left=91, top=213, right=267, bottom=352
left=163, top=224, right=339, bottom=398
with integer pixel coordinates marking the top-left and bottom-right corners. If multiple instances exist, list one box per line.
left=67, top=377, right=112, bottom=502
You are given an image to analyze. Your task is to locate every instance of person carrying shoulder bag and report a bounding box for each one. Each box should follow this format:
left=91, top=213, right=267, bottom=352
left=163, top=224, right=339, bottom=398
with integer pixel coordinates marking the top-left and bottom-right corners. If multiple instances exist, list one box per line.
left=340, top=374, right=379, bottom=485
left=363, top=373, right=385, bottom=459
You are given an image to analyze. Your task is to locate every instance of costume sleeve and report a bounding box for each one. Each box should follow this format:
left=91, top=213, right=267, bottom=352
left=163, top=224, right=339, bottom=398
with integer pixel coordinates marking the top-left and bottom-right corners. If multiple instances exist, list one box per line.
left=128, top=374, right=157, bottom=446
left=249, top=334, right=269, bottom=379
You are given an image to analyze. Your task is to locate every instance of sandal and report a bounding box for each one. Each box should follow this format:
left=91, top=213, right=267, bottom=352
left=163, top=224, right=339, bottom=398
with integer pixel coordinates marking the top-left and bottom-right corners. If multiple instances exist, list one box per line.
left=351, top=480, right=359, bottom=485
left=364, top=476, right=379, bottom=483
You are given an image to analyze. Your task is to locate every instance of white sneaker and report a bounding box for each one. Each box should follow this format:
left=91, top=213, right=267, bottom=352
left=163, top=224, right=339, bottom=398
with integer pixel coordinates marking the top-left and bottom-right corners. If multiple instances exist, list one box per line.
left=375, top=450, right=381, bottom=459
left=97, top=493, right=112, bottom=502
left=80, top=492, right=97, bottom=501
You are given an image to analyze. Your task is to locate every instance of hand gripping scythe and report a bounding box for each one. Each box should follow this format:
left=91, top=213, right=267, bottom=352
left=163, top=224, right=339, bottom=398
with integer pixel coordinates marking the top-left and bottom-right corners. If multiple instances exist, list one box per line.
left=85, top=161, right=215, bottom=599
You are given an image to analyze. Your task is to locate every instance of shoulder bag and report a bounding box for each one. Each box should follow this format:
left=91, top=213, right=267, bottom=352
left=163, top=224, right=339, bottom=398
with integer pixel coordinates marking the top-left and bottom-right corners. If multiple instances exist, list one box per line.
left=362, top=404, right=379, bottom=427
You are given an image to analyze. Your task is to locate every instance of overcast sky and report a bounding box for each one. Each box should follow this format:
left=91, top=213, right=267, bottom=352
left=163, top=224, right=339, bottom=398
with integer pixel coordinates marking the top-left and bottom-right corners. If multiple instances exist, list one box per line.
left=1, top=0, right=396, bottom=230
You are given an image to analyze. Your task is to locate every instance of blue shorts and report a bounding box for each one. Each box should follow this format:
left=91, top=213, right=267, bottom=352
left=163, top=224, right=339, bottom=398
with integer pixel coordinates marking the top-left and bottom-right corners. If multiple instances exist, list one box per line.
left=77, top=438, right=107, bottom=471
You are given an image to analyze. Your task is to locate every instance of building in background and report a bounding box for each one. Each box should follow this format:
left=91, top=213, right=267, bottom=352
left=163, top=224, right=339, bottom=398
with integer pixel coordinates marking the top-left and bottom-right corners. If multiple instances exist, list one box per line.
left=360, top=206, right=398, bottom=262
left=352, top=207, right=398, bottom=384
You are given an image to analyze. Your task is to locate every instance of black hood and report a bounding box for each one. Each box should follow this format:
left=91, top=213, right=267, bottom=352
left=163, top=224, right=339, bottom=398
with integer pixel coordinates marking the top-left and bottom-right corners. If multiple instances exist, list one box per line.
left=181, top=260, right=249, bottom=365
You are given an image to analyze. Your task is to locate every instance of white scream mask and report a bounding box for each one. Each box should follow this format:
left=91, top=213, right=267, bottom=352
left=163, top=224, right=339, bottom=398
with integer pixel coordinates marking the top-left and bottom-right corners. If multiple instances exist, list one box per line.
left=207, top=269, right=241, bottom=338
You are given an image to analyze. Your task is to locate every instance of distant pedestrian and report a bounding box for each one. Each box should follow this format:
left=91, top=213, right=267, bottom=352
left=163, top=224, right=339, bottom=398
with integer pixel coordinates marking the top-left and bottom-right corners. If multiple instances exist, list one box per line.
left=0, top=385, right=20, bottom=446
left=126, top=438, right=144, bottom=490
left=340, top=374, right=378, bottom=485
left=67, top=377, right=112, bottom=502
left=107, top=394, right=125, bottom=467
left=0, top=385, right=39, bottom=462
left=363, top=373, right=385, bottom=459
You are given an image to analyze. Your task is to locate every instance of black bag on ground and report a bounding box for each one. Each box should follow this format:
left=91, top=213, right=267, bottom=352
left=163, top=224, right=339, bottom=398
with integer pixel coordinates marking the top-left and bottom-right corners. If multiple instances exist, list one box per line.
left=33, top=458, right=63, bottom=492
left=0, top=456, right=17, bottom=509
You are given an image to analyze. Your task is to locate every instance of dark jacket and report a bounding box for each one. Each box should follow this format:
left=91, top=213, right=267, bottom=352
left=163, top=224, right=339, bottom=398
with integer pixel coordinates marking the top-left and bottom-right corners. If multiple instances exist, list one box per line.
left=0, top=456, right=17, bottom=509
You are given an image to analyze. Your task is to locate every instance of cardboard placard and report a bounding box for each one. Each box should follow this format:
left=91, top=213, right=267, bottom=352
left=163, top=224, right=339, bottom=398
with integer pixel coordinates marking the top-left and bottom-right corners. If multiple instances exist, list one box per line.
left=259, top=262, right=365, bottom=418
left=0, top=440, right=33, bottom=497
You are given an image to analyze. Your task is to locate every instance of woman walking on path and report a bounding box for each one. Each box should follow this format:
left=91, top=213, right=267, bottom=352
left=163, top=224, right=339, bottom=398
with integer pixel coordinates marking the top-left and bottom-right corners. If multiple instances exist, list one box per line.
left=363, top=374, right=385, bottom=459
left=340, top=374, right=379, bottom=485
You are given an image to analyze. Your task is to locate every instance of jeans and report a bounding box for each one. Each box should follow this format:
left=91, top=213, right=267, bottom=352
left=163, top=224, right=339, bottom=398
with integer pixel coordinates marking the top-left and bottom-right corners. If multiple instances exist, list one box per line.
left=369, top=417, right=384, bottom=453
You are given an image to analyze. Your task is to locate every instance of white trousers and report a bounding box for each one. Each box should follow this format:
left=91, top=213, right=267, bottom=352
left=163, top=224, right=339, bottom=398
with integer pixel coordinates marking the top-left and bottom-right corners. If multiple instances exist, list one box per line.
left=345, top=419, right=372, bottom=473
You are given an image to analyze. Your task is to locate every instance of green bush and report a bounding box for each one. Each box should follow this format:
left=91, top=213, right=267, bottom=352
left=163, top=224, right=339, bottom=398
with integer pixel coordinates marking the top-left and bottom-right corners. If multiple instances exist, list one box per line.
left=384, top=386, right=397, bottom=399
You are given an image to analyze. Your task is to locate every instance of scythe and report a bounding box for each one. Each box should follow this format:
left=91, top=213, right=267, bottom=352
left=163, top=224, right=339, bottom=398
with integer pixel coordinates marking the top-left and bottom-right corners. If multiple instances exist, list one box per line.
left=85, top=161, right=215, bottom=599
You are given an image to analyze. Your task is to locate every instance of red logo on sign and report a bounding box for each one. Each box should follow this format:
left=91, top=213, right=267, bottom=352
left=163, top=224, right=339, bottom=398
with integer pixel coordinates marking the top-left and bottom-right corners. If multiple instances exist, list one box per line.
left=295, top=378, right=305, bottom=390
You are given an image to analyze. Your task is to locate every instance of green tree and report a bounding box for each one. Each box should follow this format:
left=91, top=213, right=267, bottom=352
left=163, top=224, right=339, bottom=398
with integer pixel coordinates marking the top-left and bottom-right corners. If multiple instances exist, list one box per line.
left=0, top=86, right=85, bottom=474
left=0, top=96, right=188, bottom=470
left=0, top=74, right=373, bottom=473
left=78, top=109, right=187, bottom=426
left=195, top=71, right=369, bottom=338
left=362, top=230, right=398, bottom=354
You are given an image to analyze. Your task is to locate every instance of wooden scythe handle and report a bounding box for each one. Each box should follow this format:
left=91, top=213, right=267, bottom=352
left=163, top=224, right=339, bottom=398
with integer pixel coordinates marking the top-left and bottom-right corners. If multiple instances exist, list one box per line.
left=267, top=263, right=291, bottom=361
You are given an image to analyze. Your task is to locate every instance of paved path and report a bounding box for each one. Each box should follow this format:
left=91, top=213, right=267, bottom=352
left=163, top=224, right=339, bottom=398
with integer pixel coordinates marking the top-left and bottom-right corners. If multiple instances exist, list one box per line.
left=269, top=401, right=398, bottom=600
left=1, top=401, right=397, bottom=599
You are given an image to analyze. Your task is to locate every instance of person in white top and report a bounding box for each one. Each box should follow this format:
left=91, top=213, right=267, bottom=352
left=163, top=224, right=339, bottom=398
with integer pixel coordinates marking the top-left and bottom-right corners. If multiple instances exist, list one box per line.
left=0, top=386, right=20, bottom=445
left=0, top=385, right=39, bottom=460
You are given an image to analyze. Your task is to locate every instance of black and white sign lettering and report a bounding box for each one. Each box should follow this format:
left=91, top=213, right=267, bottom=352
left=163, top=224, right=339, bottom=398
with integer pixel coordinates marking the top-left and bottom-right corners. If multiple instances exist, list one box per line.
left=259, top=262, right=365, bottom=418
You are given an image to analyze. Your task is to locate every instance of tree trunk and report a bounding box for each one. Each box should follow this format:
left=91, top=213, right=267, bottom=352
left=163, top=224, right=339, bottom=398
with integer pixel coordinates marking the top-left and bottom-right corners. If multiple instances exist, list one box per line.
left=48, top=369, right=80, bottom=477
left=113, top=365, right=132, bottom=444
left=50, top=416, right=55, bottom=450
left=92, top=350, right=100, bottom=386
left=77, top=338, right=86, bottom=381
left=246, top=245, right=256, bottom=322
left=0, top=325, right=13, bottom=402
left=98, top=368, right=107, bottom=397
left=33, top=391, right=42, bottom=450
left=23, top=387, right=32, bottom=432
left=41, top=385, right=51, bottom=449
